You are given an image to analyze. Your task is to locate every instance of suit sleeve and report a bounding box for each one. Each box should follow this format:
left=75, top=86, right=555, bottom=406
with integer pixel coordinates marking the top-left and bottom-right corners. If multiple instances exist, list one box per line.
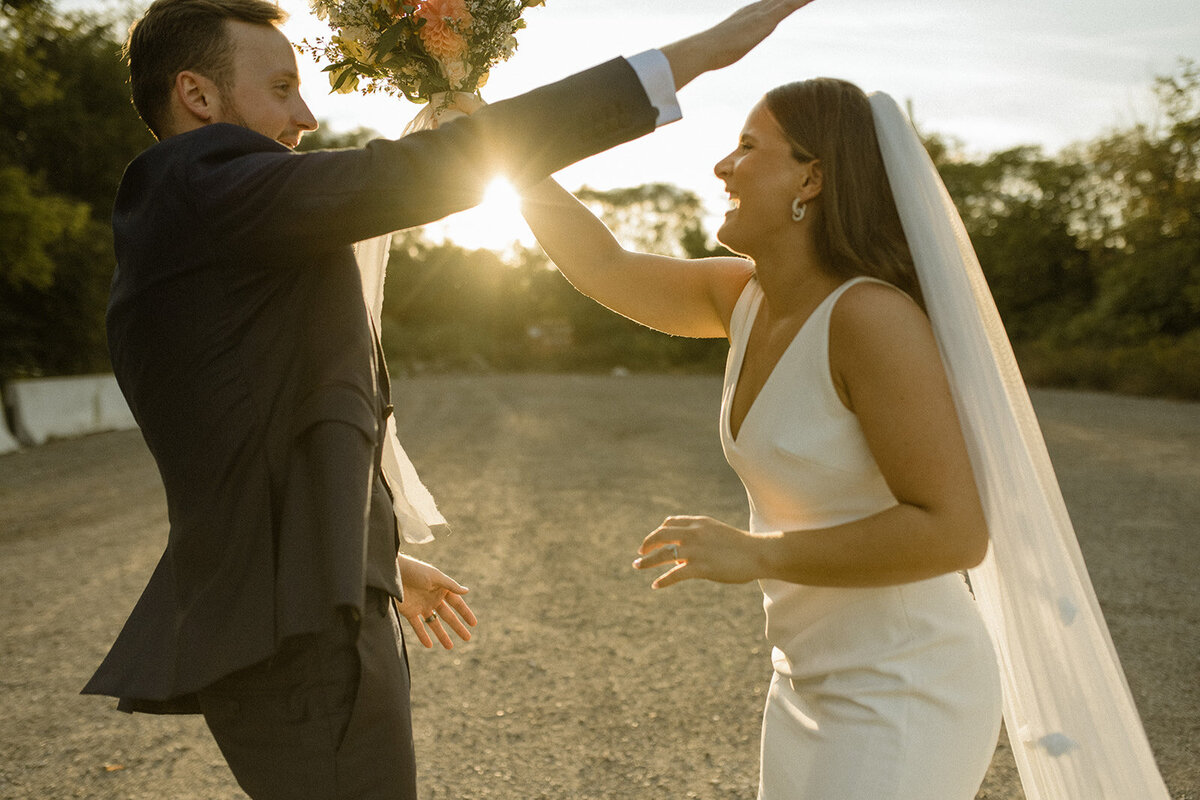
left=625, top=49, right=682, bottom=127
left=188, top=57, right=658, bottom=257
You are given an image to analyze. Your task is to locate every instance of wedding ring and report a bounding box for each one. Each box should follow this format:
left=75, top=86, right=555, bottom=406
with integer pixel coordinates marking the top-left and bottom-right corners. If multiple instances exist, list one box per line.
left=664, top=543, right=680, bottom=562
left=424, top=614, right=437, bottom=624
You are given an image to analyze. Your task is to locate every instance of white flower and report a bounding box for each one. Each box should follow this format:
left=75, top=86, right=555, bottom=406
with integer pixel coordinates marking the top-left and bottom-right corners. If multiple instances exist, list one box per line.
left=442, top=59, right=470, bottom=89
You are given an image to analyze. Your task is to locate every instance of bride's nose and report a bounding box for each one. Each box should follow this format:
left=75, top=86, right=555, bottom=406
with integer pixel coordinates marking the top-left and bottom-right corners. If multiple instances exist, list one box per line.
left=714, top=151, right=734, bottom=180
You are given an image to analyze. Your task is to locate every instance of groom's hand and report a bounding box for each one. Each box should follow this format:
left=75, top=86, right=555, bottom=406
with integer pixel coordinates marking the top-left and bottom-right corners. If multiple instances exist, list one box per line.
left=659, top=0, right=817, bottom=90
left=395, top=555, right=478, bottom=649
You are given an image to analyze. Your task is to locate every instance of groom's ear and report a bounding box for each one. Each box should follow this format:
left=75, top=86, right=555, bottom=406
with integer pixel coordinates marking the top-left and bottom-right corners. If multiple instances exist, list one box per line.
left=174, top=70, right=220, bottom=125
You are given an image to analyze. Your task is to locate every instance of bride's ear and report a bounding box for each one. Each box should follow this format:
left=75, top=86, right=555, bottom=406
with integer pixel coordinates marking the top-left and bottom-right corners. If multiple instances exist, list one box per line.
left=175, top=70, right=220, bottom=124
left=797, top=158, right=823, bottom=202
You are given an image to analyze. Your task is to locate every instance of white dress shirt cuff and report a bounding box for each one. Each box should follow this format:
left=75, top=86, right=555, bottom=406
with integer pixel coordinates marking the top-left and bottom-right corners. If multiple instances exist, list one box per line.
left=626, top=49, right=682, bottom=127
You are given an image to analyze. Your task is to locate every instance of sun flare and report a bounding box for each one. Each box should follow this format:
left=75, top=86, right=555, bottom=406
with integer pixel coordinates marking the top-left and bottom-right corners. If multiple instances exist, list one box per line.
left=433, top=177, right=533, bottom=251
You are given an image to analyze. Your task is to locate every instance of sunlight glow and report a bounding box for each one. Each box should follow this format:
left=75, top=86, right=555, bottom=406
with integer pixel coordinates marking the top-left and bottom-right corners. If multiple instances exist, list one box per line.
left=430, top=178, right=534, bottom=252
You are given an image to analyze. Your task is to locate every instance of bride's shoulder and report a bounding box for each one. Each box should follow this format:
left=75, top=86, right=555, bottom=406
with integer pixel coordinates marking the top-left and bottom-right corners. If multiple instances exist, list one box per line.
left=702, top=256, right=757, bottom=322
left=834, top=278, right=920, bottom=317
left=830, top=278, right=931, bottom=354
left=696, top=255, right=754, bottom=289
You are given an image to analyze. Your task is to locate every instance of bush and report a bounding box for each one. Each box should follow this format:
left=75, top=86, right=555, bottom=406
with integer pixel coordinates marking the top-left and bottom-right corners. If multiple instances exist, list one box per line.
left=1015, top=332, right=1200, bottom=400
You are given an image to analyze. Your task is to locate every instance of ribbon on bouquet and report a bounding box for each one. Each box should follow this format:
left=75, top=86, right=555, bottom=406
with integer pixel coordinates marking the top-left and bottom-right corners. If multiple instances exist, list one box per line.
left=355, top=233, right=448, bottom=545
left=351, top=93, right=484, bottom=543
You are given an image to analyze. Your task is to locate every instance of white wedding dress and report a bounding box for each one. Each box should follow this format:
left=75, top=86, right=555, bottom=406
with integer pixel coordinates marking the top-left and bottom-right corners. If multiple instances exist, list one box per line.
left=721, top=276, right=1002, bottom=799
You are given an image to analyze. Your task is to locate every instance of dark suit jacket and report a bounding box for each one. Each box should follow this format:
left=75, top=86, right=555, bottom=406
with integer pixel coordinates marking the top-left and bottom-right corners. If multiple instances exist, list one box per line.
left=83, top=57, right=657, bottom=712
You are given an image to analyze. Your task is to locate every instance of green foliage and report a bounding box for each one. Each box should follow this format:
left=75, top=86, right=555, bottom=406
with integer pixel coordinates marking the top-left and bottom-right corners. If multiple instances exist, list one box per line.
left=1015, top=332, right=1200, bottom=399
left=0, top=212, right=113, bottom=377
left=295, top=125, right=380, bottom=151
left=0, top=166, right=90, bottom=290
left=0, top=3, right=154, bottom=208
left=932, top=142, right=1095, bottom=340
left=576, top=183, right=715, bottom=258
left=377, top=187, right=731, bottom=374
left=1062, top=60, right=1200, bottom=344
left=923, top=61, right=1199, bottom=395
left=0, top=0, right=153, bottom=380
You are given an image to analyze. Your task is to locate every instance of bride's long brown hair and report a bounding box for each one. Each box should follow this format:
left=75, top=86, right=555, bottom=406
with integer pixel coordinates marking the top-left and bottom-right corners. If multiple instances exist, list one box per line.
left=764, top=78, right=923, bottom=308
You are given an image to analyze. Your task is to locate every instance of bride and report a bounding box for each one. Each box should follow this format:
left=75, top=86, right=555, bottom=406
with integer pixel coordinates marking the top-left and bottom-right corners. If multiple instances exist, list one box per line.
left=517, top=78, right=1171, bottom=798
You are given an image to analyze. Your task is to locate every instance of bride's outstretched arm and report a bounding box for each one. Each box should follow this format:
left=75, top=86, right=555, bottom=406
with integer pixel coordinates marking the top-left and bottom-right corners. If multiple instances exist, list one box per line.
left=660, top=0, right=819, bottom=91
left=520, top=178, right=752, bottom=339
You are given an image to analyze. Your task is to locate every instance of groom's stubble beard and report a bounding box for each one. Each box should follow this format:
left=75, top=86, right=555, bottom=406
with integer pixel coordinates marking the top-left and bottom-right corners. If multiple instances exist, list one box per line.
left=215, top=84, right=291, bottom=149
left=221, top=94, right=253, bottom=138
left=223, top=99, right=303, bottom=150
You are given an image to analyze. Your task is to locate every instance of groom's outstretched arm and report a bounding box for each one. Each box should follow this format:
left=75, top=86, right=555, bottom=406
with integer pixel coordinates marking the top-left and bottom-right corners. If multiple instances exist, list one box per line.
left=183, top=0, right=819, bottom=252
left=660, top=0, right=818, bottom=90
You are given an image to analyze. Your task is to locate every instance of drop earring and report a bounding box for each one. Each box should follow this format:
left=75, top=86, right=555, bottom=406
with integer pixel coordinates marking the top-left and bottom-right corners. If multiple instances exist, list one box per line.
left=791, top=198, right=807, bottom=222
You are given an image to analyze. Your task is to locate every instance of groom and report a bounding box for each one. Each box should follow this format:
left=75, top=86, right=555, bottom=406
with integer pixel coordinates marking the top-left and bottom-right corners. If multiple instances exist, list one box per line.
left=82, top=0, right=815, bottom=797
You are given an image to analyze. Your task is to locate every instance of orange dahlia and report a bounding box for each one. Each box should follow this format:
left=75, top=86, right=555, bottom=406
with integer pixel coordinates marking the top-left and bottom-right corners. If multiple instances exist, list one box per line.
left=415, top=0, right=472, bottom=62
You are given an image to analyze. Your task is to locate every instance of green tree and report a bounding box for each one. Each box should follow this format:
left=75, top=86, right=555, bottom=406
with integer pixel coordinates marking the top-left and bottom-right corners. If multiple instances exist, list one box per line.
left=0, top=214, right=113, bottom=377
left=0, top=166, right=90, bottom=290
left=1067, top=60, right=1200, bottom=342
left=378, top=184, right=734, bottom=374
left=575, top=182, right=731, bottom=259
left=0, top=2, right=153, bottom=209
left=0, top=0, right=153, bottom=379
left=295, top=124, right=379, bottom=151
left=929, top=138, right=1095, bottom=341
left=921, top=61, right=1200, bottom=396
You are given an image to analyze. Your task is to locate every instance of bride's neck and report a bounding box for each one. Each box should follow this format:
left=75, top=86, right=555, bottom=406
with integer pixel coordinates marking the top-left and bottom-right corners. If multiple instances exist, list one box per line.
left=751, top=238, right=838, bottom=318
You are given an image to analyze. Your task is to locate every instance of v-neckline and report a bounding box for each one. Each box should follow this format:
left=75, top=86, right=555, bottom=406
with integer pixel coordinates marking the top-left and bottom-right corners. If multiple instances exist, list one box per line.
left=726, top=282, right=835, bottom=444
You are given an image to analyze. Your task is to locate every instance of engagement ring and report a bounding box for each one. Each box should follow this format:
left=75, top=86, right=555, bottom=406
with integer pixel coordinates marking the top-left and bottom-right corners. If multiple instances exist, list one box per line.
left=664, top=543, right=680, bottom=562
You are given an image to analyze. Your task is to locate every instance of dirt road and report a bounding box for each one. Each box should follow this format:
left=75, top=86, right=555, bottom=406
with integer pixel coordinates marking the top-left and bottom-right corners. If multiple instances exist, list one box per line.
left=1, top=375, right=1196, bottom=799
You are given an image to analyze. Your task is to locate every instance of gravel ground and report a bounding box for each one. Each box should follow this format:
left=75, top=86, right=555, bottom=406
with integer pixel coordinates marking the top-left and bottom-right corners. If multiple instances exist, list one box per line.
left=0, top=374, right=1196, bottom=799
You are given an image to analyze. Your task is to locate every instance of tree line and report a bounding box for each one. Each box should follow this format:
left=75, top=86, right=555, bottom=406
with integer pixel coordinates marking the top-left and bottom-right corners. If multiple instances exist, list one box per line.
left=2, top=0, right=1197, bottom=397
left=927, top=64, right=1199, bottom=397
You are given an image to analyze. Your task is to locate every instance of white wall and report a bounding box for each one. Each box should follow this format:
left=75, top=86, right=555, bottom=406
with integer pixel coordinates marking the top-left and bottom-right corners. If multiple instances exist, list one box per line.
left=0, top=389, right=19, bottom=454
left=4, top=374, right=137, bottom=447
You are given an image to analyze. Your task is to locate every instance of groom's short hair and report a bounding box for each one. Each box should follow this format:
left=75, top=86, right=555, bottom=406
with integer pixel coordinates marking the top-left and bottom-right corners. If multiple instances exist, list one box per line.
left=125, top=0, right=288, bottom=140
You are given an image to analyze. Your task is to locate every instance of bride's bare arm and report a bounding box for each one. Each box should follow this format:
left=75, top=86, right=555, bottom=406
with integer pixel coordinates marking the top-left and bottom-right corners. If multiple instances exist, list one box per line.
left=520, top=178, right=753, bottom=339
left=660, top=0, right=818, bottom=91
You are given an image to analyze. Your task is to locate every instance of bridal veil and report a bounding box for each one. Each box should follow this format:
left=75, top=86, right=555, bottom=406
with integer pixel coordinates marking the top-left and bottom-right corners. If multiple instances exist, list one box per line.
left=868, top=92, right=1169, bottom=799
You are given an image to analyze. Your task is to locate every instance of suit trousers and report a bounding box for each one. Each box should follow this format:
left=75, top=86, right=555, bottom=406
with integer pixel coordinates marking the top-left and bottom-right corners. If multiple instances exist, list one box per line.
left=197, top=589, right=417, bottom=800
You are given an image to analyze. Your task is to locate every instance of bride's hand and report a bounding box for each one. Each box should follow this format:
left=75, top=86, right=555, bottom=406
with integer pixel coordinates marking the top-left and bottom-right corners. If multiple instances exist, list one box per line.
left=394, top=555, right=478, bottom=648
left=633, top=515, right=763, bottom=589
left=659, top=0, right=818, bottom=91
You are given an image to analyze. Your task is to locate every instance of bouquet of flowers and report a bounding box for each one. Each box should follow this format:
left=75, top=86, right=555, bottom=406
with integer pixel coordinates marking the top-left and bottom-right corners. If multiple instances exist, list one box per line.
left=301, top=0, right=546, bottom=103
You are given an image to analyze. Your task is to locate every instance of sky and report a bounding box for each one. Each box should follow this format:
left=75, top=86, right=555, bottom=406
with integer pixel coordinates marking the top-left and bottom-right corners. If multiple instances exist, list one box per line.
left=73, top=0, right=1200, bottom=248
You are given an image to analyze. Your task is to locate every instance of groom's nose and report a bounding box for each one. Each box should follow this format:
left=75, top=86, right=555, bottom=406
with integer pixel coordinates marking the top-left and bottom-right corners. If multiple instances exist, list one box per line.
left=295, top=96, right=318, bottom=132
